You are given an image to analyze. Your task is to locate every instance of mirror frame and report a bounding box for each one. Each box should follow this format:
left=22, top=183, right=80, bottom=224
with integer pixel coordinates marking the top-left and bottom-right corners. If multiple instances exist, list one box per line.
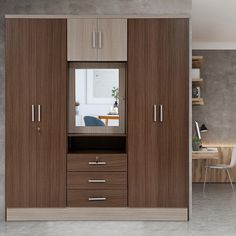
left=68, top=62, right=126, bottom=134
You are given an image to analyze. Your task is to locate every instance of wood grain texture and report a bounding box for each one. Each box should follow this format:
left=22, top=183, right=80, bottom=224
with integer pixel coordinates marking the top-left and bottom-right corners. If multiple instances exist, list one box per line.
left=67, top=154, right=127, bottom=172
left=67, top=18, right=97, bottom=61
left=35, top=19, right=67, bottom=207
left=6, top=207, right=188, bottom=221
left=193, top=147, right=236, bottom=182
left=128, top=19, right=189, bottom=208
left=6, top=19, right=67, bottom=208
left=67, top=190, right=127, bottom=207
left=67, top=172, right=127, bottom=190
left=6, top=19, right=37, bottom=207
left=97, top=19, right=127, bottom=61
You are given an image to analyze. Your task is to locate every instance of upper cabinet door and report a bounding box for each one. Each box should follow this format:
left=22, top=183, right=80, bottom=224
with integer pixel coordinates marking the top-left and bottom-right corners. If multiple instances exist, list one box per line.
left=97, top=19, right=127, bottom=61
left=67, top=18, right=127, bottom=61
left=67, top=18, right=97, bottom=61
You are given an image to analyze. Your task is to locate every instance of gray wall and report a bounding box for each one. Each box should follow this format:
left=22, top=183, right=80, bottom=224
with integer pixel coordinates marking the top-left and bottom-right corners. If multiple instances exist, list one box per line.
left=193, top=50, right=236, bottom=144
left=0, top=0, right=191, bottom=219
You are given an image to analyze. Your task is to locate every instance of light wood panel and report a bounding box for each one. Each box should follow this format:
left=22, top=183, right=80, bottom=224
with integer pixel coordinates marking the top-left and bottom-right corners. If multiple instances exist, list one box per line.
left=97, top=19, right=127, bottom=61
left=67, top=18, right=97, bottom=61
left=192, top=147, right=236, bottom=182
left=6, top=19, right=37, bottom=207
left=128, top=19, right=189, bottom=208
left=7, top=208, right=188, bottom=221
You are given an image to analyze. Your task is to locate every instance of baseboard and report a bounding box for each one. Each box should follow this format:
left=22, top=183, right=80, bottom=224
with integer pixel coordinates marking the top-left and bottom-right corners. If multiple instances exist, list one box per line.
left=7, top=207, right=188, bottom=221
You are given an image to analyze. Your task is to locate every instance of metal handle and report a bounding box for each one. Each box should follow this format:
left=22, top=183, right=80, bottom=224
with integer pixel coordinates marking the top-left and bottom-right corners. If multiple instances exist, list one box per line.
left=153, top=104, right=157, bottom=122
left=159, top=104, right=163, bottom=122
left=88, top=197, right=106, bottom=201
left=88, top=179, right=106, bottom=183
left=31, top=105, right=35, bottom=122
left=38, top=105, right=41, bottom=122
left=88, top=161, right=106, bottom=165
left=98, top=32, right=102, bottom=49
left=92, top=32, right=96, bottom=48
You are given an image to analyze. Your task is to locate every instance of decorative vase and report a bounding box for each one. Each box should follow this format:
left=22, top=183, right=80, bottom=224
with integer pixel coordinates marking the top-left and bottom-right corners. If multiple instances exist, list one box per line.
left=192, top=142, right=200, bottom=151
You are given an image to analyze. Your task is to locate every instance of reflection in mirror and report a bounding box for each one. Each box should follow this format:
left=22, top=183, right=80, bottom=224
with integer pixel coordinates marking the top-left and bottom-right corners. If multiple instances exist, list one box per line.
left=75, top=69, right=120, bottom=127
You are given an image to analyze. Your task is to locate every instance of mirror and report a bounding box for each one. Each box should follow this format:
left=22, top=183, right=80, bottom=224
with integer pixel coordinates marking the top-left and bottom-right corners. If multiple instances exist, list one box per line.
left=75, top=69, right=120, bottom=127
left=69, top=62, right=126, bottom=134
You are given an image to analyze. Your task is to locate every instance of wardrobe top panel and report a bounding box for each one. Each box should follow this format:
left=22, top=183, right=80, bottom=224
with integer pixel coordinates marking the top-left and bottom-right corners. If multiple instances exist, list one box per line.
left=5, top=14, right=190, bottom=19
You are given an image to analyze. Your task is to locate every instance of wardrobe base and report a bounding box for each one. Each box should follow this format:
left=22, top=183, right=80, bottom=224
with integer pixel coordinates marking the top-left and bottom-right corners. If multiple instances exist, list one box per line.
left=7, top=207, right=188, bottom=221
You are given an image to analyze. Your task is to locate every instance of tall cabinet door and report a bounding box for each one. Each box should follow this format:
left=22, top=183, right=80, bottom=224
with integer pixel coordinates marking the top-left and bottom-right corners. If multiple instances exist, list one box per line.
left=128, top=19, right=189, bottom=208
left=35, top=19, right=67, bottom=207
left=6, top=19, right=37, bottom=207
left=6, top=19, right=67, bottom=207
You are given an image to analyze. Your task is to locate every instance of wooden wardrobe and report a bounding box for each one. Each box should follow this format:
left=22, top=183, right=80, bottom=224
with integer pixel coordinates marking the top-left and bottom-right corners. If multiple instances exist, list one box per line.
left=6, top=19, right=67, bottom=207
left=5, top=16, right=189, bottom=221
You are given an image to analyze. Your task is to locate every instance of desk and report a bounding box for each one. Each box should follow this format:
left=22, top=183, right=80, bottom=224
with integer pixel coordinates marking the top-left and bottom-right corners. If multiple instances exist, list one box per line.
left=192, top=146, right=236, bottom=183
left=98, top=115, right=119, bottom=126
left=192, top=148, right=219, bottom=160
left=192, top=148, right=219, bottom=183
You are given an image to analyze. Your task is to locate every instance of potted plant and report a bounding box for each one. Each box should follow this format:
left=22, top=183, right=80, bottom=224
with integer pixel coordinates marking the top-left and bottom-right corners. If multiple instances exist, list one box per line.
left=192, top=135, right=201, bottom=151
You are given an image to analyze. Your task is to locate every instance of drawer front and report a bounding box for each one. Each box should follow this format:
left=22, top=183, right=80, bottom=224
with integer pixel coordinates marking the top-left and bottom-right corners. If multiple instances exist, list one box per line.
left=67, top=154, right=127, bottom=171
left=67, top=190, right=127, bottom=207
left=67, top=172, right=127, bottom=190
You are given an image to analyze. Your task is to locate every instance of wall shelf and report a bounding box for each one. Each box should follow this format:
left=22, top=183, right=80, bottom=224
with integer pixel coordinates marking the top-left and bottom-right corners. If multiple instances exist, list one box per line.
left=192, top=98, right=204, bottom=106
left=192, top=78, right=203, bottom=87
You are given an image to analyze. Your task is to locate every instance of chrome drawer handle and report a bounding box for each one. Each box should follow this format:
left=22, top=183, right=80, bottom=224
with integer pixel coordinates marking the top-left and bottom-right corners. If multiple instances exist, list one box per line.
left=88, top=179, right=106, bottom=183
left=88, top=197, right=106, bottom=201
left=88, top=161, right=106, bottom=165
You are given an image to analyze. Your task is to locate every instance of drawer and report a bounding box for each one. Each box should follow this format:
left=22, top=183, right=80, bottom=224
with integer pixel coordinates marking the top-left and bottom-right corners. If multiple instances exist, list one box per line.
left=67, top=154, right=127, bottom=171
left=67, top=189, right=127, bottom=207
left=67, top=172, right=127, bottom=190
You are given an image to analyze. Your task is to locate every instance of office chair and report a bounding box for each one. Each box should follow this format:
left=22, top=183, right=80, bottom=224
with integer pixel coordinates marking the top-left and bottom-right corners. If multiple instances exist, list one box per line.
left=203, top=146, right=236, bottom=192
left=84, top=116, right=105, bottom=126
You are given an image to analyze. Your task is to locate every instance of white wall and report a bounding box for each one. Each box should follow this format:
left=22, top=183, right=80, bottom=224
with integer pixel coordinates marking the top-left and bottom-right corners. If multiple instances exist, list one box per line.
left=192, top=0, right=236, bottom=49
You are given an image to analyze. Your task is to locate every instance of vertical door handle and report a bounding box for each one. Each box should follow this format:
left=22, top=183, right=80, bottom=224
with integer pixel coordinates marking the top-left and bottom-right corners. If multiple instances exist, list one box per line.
left=98, top=32, right=102, bottom=49
left=31, top=105, right=35, bottom=122
left=153, top=104, right=157, bottom=122
left=38, top=105, right=41, bottom=122
left=92, top=31, right=96, bottom=48
left=159, top=104, right=163, bottom=122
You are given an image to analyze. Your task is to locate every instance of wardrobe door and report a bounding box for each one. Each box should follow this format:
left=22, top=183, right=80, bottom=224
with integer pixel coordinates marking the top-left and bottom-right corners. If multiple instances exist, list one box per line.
left=6, top=19, right=37, bottom=207
left=156, top=19, right=189, bottom=208
left=128, top=19, right=189, bottom=208
left=67, top=19, right=97, bottom=61
left=35, top=19, right=67, bottom=207
left=97, top=19, right=127, bottom=61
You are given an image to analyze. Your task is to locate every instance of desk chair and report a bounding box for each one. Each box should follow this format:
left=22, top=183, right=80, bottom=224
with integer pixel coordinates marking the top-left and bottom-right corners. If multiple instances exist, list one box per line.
left=203, top=146, right=236, bottom=192
left=84, top=116, right=105, bottom=126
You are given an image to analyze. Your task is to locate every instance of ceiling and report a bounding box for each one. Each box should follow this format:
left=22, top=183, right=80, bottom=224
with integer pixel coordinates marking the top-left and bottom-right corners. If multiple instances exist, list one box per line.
left=192, top=0, right=236, bottom=49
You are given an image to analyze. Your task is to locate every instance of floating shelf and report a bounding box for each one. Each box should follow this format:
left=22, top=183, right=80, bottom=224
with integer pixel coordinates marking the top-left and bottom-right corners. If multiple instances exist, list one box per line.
left=192, top=78, right=203, bottom=87
left=192, top=98, right=204, bottom=106
left=192, top=56, right=203, bottom=68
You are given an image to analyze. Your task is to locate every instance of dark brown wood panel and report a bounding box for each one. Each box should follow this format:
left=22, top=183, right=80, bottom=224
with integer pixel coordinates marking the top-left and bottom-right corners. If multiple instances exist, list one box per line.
left=67, top=190, right=127, bottom=207
left=67, top=154, right=127, bottom=172
left=35, top=19, right=67, bottom=207
left=128, top=19, right=189, bottom=208
left=6, top=19, right=37, bottom=207
left=67, top=172, right=127, bottom=190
